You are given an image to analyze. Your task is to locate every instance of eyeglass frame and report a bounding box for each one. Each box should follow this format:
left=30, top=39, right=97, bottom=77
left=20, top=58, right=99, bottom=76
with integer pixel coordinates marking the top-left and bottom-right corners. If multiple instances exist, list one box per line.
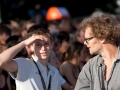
left=84, top=37, right=94, bottom=43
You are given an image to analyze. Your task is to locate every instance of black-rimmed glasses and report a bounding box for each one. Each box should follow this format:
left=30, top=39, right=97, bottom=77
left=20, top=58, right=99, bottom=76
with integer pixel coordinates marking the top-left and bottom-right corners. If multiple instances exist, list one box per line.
left=84, top=37, right=94, bottom=43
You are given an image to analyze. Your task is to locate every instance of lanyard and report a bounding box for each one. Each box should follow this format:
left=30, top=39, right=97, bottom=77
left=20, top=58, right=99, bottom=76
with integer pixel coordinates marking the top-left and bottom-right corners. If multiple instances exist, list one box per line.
left=31, top=57, right=51, bottom=90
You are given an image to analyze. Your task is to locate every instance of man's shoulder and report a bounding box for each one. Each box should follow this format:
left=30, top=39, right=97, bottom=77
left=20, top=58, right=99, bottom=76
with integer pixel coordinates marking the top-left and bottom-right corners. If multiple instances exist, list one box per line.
left=48, top=64, right=59, bottom=73
left=14, top=57, right=32, bottom=62
left=13, top=57, right=33, bottom=66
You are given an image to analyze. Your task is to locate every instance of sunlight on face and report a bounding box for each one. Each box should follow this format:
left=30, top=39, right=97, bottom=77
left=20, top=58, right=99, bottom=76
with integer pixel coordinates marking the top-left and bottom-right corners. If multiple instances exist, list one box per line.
left=84, top=27, right=102, bottom=55
left=32, top=35, right=53, bottom=60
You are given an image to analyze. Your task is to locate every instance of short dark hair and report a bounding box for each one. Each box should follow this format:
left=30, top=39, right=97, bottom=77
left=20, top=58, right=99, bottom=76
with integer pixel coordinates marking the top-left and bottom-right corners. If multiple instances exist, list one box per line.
left=57, top=31, right=70, bottom=44
left=23, top=26, right=53, bottom=43
left=0, top=24, right=11, bottom=36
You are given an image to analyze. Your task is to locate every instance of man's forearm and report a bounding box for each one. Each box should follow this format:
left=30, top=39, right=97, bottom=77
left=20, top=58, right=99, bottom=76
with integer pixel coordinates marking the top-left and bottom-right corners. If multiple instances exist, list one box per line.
left=0, top=41, right=25, bottom=66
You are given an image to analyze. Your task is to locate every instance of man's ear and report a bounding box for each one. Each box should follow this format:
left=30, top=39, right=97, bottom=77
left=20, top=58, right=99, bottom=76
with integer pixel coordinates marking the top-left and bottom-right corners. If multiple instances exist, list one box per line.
left=101, top=38, right=106, bottom=44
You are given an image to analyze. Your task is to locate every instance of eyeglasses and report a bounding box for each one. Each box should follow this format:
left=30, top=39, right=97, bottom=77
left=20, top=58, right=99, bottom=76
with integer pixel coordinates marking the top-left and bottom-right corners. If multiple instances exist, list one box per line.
left=84, top=37, right=94, bottom=43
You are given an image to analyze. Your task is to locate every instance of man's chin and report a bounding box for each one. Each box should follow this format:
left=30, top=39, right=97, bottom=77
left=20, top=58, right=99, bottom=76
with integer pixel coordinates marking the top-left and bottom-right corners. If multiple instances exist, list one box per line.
left=90, top=51, right=94, bottom=55
left=41, top=57, right=48, bottom=60
left=90, top=52, right=97, bottom=56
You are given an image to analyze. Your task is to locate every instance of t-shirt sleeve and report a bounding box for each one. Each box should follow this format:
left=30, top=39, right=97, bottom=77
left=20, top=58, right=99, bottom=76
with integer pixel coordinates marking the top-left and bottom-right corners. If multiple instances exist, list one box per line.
left=59, top=73, right=66, bottom=85
left=9, top=58, right=32, bottom=81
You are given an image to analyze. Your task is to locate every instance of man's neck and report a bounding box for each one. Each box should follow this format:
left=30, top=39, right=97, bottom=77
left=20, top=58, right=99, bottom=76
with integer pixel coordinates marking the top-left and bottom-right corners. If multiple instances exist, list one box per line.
left=101, top=44, right=118, bottom=63
left=32, top=55, right=48, bottom=66
left=38, top=59, right=48, bottom=66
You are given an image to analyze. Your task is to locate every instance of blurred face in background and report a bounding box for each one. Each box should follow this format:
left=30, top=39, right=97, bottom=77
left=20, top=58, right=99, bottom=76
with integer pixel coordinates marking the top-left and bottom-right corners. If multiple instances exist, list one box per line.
left=76, top=29, right=85, bottom=43
left=49, top=50, right=61, bottom=69
left=21, top=22, right=35, bottom=37
left=60, top=40, right=69, bottom=53
left=58, top=21, right=72, bottom=33
left=49, top=55, right=61, bottom=69
left=48, top=23, right=58, bottom=34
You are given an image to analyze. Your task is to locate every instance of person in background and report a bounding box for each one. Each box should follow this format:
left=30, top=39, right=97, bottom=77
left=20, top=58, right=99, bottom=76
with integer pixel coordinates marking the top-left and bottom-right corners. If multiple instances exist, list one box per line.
left=56, top=31, right=70, bottom=63
left=1, top=20, right=20, bottom=36
left=19, top=20, right=35, bottom=38
left=75, top=27, right=85, bottom=44
left=47, top=21, right=59, bottom=35
left=58, top=20, right=72, bottom=33
left=59, top=41, right=84, bottom=88
left=48, top=50, right=74, bottom=90
left=80, top=45, right=95, bottom=63
left=48, top=50, right=61, bottom=69
left=0, top=43, right=11, bottom=90
left=72, top=16, right=84, bottom=30
left=75, top=11, right=120, bottom=90
left=0, top=24, right=11, bottom=45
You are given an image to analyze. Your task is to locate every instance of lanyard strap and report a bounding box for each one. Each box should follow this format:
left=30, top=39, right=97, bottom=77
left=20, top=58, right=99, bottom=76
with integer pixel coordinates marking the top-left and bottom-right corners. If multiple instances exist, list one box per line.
left=31, top=57, right=51, bottom=90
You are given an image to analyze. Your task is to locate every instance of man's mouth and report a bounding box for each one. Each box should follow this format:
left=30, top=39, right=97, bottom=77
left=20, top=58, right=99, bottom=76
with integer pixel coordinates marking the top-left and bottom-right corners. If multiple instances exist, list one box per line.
left=41, top=52, right=47, bottom=56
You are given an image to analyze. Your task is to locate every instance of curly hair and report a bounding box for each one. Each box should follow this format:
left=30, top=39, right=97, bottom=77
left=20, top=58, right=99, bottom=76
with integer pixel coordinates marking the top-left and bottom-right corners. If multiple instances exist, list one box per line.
left=82, top=12, right=120, bottom=44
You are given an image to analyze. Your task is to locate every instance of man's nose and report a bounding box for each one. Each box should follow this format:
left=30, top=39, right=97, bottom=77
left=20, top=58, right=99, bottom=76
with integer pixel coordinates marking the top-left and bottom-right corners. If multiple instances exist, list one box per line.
left=41, top=45, right=45, bottom=50
left=84, top=41, right=86, bottom=45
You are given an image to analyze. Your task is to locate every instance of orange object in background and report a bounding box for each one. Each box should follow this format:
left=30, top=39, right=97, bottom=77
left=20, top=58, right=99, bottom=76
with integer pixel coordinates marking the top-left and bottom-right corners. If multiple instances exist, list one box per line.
left=46, top=6, right=62, bottom=21
left=46, top=6, right=70, bottom=21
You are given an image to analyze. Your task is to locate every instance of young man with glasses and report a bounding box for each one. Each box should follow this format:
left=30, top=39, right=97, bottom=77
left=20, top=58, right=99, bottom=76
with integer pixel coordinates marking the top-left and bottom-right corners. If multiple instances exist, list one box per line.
left=74, top=12, right=120, bottom=90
